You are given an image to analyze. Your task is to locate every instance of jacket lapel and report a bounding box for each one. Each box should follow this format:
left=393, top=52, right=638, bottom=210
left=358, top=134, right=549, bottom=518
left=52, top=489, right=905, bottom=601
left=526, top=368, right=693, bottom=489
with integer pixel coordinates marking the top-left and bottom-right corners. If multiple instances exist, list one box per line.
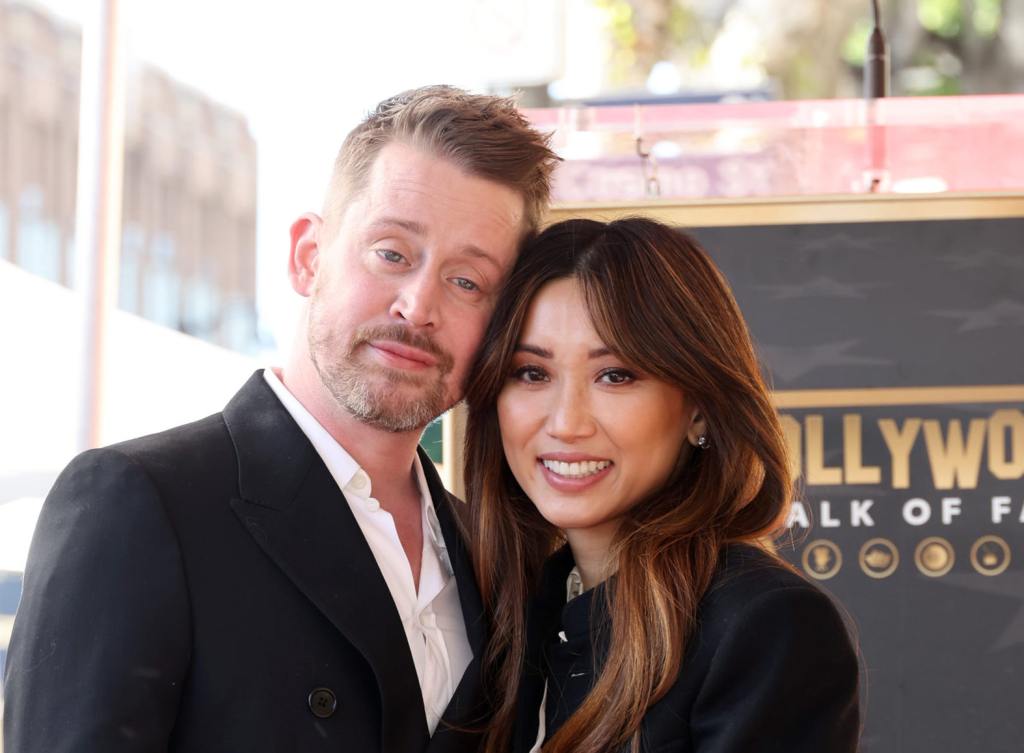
left=418, top=449, right=491, bottom=752
left=419, top=449, right=486, bottom=657
left=224, top=372, right=429, bottom=753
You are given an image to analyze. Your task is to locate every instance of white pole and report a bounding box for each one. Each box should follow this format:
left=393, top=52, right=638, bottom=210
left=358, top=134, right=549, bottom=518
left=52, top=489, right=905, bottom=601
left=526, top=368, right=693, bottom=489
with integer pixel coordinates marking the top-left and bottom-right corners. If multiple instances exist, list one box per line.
left=73, top=0, right=127, bottom=452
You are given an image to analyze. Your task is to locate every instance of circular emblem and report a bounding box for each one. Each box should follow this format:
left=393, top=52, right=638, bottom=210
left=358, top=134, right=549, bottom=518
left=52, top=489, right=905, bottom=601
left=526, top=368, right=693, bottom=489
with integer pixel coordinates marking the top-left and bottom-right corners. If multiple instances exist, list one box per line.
left=970, top=535, right=1011, bottom=576
left=859, top=538, right=899, bottom=579
left=914, top=537, right=955, bottom=577
left=802, top=539, right=842, bottom=580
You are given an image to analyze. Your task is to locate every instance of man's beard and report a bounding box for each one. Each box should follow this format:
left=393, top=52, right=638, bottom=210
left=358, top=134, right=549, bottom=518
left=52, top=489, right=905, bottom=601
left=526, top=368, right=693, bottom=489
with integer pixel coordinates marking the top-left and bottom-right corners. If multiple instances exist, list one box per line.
left=308, top=305, right=456, bottom=433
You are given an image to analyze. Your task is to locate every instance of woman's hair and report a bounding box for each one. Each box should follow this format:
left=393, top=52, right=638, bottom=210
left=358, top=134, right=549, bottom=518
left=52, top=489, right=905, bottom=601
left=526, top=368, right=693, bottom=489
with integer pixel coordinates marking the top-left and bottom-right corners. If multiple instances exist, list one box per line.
left=464, top=217, right=792, bottom=753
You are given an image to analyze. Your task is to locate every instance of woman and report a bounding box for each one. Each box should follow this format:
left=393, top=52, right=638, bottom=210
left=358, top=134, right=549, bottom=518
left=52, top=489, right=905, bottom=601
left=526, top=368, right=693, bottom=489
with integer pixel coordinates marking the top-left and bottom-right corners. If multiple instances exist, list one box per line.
left=464, top=217, right=860, bottom=753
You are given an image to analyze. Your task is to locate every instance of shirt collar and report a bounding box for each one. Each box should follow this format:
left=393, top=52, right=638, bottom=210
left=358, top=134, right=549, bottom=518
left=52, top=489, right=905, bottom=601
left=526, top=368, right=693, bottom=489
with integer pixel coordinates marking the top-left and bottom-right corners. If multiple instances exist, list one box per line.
left=262, top=367, right=362, bottom=491
left=262, top=368, right=451, bottom=574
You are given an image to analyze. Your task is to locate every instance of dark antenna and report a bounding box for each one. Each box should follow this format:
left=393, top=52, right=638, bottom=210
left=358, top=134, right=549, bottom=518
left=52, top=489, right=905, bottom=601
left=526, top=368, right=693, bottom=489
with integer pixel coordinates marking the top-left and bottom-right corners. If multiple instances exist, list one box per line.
left=864, top=0, right=890, bottom=98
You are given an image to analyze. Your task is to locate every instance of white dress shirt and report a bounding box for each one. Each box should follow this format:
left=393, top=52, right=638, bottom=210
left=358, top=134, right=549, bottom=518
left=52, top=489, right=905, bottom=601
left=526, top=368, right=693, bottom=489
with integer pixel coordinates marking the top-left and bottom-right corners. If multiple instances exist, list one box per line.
left=262, top=368, right=472, bottom=734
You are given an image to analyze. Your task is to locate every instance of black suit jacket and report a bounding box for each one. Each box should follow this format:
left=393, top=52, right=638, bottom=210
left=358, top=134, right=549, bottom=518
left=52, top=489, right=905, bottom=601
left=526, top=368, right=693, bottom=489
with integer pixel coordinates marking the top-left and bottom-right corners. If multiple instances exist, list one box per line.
left=3, top=371, right=488, bottom=753
left=513, top=544, right=860, bottom=753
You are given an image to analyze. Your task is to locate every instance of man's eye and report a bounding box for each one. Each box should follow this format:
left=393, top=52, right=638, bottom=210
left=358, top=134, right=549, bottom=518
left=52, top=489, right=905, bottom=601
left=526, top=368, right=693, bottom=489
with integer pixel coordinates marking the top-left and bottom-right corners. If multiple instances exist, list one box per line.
left=599, top=368, right=635, bottom=385
left=376, top=249, right=406, bottom=264
left=452, top=277, right=480, bottom=292
left=511, top=365, right=548, bottom=383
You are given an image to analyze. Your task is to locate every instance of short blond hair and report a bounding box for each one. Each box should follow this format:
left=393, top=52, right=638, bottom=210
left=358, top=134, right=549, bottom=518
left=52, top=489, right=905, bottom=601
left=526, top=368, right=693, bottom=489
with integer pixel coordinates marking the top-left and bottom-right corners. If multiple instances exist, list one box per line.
left=322, top=85, right=559, bottom=238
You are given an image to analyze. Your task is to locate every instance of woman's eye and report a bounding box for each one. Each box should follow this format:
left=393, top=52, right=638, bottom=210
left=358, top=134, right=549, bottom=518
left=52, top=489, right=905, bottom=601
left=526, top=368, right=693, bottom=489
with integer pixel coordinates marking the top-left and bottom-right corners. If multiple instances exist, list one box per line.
left=511, top=365, right=548, bottom=383
left=599, top=368, right=635, bottom=385
left=376, top=249, right=406, bottom=264
left=452, top=277, right=480, bottom=292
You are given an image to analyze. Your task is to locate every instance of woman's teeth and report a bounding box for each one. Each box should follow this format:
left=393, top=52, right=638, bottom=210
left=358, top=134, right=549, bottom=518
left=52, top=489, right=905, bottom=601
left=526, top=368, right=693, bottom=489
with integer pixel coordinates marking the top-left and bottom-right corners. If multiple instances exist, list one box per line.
left=541, top=459, right=611, bottom=479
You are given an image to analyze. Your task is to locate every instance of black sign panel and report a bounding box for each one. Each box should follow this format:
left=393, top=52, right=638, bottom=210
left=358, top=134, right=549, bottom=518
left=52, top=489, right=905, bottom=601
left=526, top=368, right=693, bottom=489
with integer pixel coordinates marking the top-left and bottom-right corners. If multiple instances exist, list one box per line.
left=690, top=218, right=1024, bottom=752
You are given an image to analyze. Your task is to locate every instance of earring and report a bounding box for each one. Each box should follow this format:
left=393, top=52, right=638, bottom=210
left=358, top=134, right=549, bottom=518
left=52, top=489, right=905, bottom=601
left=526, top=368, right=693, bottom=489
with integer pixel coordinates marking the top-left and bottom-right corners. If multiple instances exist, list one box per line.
left=697, top=434, right=709, bottom=450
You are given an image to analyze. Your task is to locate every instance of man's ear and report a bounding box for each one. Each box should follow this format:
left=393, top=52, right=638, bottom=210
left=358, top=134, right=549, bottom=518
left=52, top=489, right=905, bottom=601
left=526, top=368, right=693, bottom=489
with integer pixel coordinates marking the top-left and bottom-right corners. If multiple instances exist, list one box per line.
left=288, top=213, right=324, bottom=297
left=686, top=405, right=708, bottom=447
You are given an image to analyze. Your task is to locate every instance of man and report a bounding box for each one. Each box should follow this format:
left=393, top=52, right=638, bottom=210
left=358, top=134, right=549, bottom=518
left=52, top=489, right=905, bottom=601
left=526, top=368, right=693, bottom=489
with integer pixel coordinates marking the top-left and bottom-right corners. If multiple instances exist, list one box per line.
left=3, top=85, right=558, bottom=753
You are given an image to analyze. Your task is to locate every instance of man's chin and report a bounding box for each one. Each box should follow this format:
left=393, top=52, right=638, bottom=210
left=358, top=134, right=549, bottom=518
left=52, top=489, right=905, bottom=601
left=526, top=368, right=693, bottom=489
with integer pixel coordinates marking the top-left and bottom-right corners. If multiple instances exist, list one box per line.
left=336, top=381, right=454, bottom=434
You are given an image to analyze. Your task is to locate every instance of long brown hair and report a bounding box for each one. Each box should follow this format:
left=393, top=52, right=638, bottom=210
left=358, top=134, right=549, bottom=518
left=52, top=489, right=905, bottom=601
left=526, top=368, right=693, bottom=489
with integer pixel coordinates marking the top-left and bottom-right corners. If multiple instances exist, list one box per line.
left=464, top=217, right=792, bottom=753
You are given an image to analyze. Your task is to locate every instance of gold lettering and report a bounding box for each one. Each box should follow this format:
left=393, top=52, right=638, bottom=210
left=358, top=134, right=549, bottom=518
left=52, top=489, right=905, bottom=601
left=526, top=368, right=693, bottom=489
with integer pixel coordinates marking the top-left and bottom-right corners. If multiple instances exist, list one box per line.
left=988, top=409, right=1024, bottom=480
left=878, top=418, right=921, bottom=489
left=843, top=414, right=881, bottom=484
left=923, top=419, right=986, bottom=490
left=779, top=414, right=802, bottom=482
left=805, top=415, right=842, bottom=485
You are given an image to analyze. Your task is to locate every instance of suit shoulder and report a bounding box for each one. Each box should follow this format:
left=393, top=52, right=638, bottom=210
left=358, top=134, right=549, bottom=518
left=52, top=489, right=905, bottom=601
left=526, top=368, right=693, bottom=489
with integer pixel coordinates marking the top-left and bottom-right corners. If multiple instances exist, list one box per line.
left=108, top=411, right=230, bottom=460
left=51, top=413, right=234, bottom=512
left=697, top=544, right=847, bottom=641
left=709, top=543, right=818, bottom=599
left=100, top=412, right=234, bottom=481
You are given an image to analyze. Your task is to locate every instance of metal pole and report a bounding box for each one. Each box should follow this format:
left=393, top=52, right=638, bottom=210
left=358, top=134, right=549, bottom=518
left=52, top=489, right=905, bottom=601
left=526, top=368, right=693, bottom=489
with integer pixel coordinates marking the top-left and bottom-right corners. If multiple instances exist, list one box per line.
left=74, top=0, right=127, bottom=451
left=864, top=0, right=890, bottom=99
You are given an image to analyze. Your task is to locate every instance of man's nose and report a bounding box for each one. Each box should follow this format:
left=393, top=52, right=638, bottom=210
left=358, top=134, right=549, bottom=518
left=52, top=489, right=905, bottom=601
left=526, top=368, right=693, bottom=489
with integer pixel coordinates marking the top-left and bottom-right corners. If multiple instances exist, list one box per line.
left=546, top=382, right=596, bottom=442
left=390, top=270, right=441, bottom=328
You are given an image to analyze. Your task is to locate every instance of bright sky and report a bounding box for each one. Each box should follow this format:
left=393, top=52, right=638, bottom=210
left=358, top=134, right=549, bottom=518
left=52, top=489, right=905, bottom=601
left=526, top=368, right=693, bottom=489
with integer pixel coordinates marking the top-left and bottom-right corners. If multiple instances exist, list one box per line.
left=33, top=0, right=569, bottom=355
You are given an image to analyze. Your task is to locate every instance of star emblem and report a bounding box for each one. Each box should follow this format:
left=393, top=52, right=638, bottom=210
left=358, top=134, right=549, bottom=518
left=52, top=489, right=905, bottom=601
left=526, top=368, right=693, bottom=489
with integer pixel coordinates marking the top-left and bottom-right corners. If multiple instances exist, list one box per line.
left=799, top=232, right=881, bottom=252
left=752, top=276, right=888, bottom=300
left=758, top=339, right=890, bottom=383
left=929, top=300, right=1024, bottom=332
left=941, top=248, right=1024, bottom=271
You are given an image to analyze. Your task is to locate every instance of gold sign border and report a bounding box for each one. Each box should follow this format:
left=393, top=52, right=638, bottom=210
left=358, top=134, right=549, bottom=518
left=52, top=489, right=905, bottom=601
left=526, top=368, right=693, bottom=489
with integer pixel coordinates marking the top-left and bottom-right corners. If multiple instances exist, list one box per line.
left=545, top=192, right=1024, bottom=228
left=773, top=385, right=1024, bottom=410
left=547, top=194, right=1024, bottom=414
left=431, top=196, right=1024, bottom=484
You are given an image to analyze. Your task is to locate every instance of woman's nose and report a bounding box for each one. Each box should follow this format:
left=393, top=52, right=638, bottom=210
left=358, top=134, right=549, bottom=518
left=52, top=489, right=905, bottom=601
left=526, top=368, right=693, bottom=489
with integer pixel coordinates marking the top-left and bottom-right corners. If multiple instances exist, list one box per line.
left=546, top=383, right=596, bottom=441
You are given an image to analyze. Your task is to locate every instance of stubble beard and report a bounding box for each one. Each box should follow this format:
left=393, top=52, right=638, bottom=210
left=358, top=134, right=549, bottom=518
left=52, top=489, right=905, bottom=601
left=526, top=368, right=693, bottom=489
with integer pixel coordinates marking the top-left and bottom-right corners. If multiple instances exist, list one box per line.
left=307, top=301, right=456, bottom=434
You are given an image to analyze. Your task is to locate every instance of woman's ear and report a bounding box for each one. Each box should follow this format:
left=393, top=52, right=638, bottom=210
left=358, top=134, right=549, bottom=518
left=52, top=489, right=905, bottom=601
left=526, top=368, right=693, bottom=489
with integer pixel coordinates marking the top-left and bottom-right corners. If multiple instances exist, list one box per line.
left=686, top=406, right=708, bottom=447
left=288, top=213, right=324, bottom=297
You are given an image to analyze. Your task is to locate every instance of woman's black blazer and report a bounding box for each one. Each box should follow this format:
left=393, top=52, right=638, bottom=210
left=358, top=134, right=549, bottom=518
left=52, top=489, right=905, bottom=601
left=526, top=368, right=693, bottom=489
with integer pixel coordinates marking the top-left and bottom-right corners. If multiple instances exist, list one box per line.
left=512, top=544, right=860, bottom=753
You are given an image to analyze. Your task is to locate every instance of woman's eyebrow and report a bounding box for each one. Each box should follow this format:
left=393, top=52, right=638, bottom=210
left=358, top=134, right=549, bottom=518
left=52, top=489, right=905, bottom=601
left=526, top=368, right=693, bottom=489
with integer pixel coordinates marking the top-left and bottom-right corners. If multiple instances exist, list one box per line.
left=513, top=344, right=613, bottom=359
left=513, top=344, right=552, bottom=358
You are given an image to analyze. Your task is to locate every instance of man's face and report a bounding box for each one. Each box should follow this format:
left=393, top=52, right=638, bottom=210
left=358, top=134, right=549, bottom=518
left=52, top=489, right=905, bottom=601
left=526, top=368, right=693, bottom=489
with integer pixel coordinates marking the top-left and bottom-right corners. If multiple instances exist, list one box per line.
left=306, top=141, right=525, bottom=433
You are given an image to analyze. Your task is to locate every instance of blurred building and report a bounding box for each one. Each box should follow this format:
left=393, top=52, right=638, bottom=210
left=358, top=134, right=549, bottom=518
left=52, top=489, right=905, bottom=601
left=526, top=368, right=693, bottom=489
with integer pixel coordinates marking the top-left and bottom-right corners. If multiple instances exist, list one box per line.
left=0, top=0, right=259, bottom=352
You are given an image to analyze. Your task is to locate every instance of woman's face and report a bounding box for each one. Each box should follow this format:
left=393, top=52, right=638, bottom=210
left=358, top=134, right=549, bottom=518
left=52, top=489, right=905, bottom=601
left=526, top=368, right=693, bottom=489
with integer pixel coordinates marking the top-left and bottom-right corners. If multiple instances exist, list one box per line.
left=497, top=277, right=703, bottom=546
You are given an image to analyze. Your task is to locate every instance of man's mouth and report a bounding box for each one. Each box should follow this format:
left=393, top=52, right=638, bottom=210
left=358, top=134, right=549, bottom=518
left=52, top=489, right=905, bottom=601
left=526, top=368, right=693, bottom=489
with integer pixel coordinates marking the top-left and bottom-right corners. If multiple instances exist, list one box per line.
left=368, top=340, right=439, bottom=368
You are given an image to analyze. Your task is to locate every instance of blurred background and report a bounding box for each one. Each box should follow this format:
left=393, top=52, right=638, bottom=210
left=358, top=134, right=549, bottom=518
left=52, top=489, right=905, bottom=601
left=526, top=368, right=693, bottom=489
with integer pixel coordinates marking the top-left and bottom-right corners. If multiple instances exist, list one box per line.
left=1, top=0, right=1023, bottom=740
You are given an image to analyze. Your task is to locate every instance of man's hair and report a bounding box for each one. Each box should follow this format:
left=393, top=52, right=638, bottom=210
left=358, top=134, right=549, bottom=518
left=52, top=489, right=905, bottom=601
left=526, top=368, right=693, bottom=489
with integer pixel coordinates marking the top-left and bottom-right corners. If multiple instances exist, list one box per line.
left=322, top=85, right=559, bottom=239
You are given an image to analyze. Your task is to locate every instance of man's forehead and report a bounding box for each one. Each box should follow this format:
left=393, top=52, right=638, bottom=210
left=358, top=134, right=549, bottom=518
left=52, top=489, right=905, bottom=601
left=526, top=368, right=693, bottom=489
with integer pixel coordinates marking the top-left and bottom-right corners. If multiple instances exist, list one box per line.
left=365, top=143, right=524, bottom=222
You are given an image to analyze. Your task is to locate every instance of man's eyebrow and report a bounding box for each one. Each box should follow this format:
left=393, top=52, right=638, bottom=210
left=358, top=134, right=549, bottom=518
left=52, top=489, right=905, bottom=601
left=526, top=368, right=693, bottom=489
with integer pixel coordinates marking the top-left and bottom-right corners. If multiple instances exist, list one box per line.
left=368, top=217, right=426, bottom=234
left=460, top=244, right=504, bottom=272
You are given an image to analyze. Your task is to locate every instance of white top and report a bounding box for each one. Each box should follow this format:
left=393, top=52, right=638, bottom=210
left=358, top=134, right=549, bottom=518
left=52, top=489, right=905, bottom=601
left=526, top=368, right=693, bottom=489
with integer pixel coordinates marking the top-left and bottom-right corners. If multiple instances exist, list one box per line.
left=262, top=368, right=472, bottom=734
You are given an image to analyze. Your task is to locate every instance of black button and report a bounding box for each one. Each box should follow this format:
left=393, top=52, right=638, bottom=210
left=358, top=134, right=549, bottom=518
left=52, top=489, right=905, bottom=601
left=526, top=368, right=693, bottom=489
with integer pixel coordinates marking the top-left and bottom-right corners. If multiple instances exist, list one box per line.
left=308, top=687, right=337, bottom=719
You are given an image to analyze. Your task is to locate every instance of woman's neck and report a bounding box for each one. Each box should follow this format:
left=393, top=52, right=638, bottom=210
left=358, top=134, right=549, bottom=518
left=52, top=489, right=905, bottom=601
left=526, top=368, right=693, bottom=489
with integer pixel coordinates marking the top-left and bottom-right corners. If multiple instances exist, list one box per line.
left=565, top=521, right=620, bottom=590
